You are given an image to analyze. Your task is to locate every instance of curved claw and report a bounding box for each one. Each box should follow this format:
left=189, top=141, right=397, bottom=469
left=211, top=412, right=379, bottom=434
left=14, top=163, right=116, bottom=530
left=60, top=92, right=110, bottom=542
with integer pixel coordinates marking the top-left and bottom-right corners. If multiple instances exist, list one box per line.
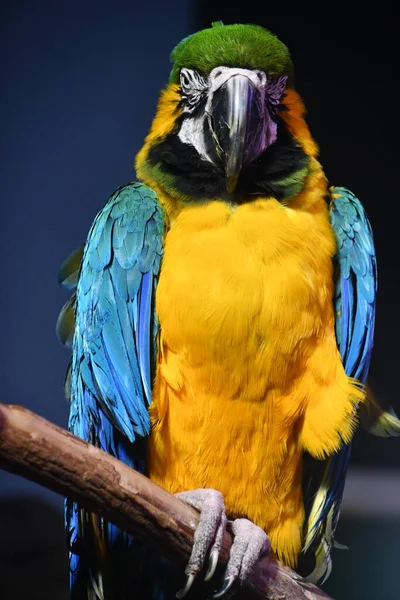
left=205, top=549, right=219, bottom=582
left=175, top=493, right=268, bottom=598
left=213, top=576, right=235, bottom=598
left=176, top=573, right=196, bottom=599
left=215, top=518, right=270, bottom=596
left=175, top=489, right=226, bottom=595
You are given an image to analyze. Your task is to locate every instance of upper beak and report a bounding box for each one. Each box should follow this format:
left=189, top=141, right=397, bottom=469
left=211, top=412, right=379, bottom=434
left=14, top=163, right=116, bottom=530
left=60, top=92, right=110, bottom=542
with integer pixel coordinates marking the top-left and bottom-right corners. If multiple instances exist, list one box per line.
left=207, top=74, right=270, bottom=193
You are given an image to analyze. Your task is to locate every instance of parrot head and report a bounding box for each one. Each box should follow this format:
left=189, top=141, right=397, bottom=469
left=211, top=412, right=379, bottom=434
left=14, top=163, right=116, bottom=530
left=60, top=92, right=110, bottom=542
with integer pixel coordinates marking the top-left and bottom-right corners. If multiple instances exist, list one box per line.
left=136, top=23, right=318, bottom=204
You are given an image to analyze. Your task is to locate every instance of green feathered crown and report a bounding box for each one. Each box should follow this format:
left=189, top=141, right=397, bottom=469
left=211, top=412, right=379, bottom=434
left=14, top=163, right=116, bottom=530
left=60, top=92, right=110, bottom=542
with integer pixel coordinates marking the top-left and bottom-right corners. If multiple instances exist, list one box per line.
left=169, top=22, right=294, bottom=85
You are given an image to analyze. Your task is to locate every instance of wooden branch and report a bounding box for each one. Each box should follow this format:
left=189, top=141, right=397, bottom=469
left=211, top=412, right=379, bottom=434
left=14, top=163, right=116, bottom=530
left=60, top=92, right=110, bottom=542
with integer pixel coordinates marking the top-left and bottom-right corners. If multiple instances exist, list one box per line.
left=0, top=404, right=332, bottom=600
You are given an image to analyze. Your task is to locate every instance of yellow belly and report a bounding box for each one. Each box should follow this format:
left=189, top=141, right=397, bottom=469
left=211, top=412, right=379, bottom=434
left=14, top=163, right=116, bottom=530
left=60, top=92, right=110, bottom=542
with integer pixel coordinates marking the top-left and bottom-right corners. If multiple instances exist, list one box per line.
left=147, top=194, right=363, bottom=567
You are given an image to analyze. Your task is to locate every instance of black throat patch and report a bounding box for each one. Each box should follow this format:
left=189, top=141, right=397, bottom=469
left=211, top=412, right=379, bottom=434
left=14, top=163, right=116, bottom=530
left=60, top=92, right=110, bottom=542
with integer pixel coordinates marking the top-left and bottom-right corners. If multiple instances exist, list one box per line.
left=147, top=119, right=310, bottom=203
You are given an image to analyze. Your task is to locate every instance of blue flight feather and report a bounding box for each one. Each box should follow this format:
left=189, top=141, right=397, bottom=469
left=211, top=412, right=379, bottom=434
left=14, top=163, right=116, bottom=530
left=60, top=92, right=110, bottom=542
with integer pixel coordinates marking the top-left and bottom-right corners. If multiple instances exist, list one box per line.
left=65, top=182, right=165, bottom=598
left=301, top=187, right=377, bottom=583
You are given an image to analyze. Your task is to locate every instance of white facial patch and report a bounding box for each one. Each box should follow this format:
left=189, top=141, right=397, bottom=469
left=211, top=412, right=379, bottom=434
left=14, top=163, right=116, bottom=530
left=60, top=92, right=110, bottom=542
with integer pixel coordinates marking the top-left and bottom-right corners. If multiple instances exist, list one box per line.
left=178, top=113, right=213, bottom=163
left=178, top=66, right=268, bottom=164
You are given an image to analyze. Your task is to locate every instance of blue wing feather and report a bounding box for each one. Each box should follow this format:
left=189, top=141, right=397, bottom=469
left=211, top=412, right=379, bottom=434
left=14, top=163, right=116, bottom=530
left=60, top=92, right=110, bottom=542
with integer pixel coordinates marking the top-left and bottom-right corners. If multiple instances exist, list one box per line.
left=332, top=186, right=377, bottom=383
left=301, top=187, right=377, bottom=583
left=65, top=182, right=165, bottom=598
left=71, top=183, right=164, bottom=442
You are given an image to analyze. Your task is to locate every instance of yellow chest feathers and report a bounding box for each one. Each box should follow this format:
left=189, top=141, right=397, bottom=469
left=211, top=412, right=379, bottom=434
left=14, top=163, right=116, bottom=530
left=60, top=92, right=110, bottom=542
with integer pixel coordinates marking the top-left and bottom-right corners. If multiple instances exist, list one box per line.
left=148, top=196, right=362, bottom=566
left=156, top=198, right=336, bottom=395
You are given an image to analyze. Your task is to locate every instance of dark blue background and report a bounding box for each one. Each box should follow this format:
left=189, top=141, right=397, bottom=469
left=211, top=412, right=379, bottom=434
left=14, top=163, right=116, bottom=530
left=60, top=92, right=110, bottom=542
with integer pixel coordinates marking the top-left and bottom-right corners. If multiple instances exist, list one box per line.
left=0, top=0, right=191, bottom=504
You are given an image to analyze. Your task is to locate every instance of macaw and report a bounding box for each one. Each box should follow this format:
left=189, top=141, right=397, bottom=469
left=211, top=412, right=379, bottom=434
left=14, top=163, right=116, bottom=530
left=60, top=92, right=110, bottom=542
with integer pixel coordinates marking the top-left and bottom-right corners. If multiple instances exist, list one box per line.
left=57, top=21, right=391, bottom=600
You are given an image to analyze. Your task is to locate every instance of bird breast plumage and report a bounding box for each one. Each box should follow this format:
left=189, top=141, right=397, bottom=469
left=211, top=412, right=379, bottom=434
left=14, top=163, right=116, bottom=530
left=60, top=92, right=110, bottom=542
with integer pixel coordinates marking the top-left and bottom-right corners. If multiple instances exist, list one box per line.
left=147, top=194, right=362, bottom=566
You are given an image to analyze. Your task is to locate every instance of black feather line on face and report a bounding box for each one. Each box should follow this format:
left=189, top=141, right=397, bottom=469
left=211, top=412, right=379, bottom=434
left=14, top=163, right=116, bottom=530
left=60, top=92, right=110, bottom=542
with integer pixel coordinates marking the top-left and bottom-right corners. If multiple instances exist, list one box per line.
left=147, top=120, right=309, bottom=203
left=179, top=94, right=208, bottom=119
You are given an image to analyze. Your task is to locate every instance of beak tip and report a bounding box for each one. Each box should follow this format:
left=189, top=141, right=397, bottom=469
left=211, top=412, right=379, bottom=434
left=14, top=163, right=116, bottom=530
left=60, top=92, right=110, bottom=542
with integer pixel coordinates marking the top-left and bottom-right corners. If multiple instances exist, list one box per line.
left=226, top=174, right=238, bottom=194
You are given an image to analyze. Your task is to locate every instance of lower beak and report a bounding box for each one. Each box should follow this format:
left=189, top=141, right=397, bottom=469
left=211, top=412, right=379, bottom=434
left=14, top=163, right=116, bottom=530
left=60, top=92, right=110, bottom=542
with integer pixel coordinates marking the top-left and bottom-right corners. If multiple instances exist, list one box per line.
left=208, top=75, right=269, bottom=193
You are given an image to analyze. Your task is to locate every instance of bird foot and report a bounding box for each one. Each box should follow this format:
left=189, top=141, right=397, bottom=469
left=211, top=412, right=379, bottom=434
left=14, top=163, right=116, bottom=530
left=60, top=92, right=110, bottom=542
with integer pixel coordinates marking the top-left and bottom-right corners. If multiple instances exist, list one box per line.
left=175, top=489, right=270, bottom=598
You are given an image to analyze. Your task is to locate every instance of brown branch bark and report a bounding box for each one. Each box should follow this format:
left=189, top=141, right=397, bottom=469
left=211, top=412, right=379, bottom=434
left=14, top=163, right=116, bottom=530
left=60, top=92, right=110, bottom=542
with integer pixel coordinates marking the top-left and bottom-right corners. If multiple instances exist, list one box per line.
left=0, top=403, right=332, bottom=600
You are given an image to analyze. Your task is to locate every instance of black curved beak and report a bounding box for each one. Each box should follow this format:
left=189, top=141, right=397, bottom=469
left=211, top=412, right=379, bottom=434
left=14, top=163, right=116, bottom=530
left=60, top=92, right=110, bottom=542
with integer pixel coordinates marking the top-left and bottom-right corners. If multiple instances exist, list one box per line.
left=208, top=74, right=269, bottom=193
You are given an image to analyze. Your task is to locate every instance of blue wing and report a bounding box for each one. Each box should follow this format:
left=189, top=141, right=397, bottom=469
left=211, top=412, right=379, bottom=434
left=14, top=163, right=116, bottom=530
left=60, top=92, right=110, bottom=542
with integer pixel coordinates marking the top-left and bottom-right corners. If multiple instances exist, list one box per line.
left=60, top=182, right=165, bottom=598
left=332, top=187, right=377, bottom=382
left=299, top=187, right=377, bottom=583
